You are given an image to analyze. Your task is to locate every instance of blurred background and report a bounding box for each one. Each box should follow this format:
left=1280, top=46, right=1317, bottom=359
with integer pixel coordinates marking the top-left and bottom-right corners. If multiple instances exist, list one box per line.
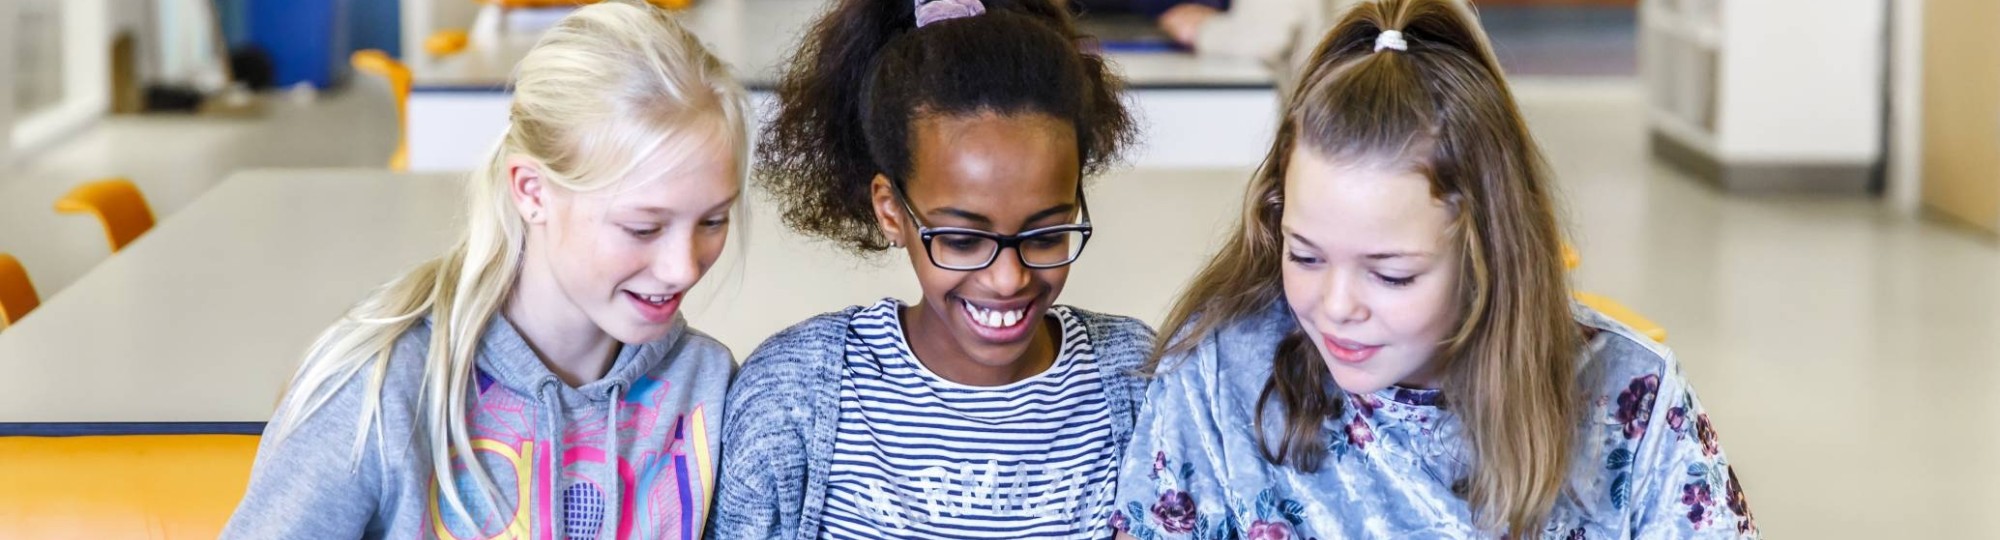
left=0, top=0, right=1994, bottom=537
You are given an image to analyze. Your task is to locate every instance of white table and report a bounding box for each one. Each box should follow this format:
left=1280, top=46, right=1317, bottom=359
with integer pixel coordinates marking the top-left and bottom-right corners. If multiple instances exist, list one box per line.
left=405, top=0, right=1280, bottom=171
left=0, top=166, right=1251, bottom=425
left=0, top=170, right=463, bottom=425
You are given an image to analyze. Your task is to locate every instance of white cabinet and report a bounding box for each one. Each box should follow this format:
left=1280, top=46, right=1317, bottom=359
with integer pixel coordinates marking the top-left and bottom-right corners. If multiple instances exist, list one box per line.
left=1641, top=0, right=1885, bottom=192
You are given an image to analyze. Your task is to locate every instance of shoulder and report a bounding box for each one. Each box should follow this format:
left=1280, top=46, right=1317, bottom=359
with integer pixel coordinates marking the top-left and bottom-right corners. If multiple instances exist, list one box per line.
left=669, top=324, right=739, bottom=373
left=1061, top=305, right=1157, bottom=372
left=1155, top=300, right=1295, bottom=384
left=1573, top=302, right=1687, bottom=408
left=723, top=307, right=861, bottom=422
left=736, top=306, right=861, bottom=379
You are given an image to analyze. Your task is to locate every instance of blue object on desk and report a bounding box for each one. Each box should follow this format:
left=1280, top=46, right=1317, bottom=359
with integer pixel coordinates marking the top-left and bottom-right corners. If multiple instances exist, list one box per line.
left=249, top=0, right=353, bottom=88
left=1099, top=40, right=1186, bottom=53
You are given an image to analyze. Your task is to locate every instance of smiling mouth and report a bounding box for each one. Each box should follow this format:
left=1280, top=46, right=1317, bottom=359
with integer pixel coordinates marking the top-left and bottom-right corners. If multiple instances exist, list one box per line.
left=1323, top=334, right=1383, bottom=364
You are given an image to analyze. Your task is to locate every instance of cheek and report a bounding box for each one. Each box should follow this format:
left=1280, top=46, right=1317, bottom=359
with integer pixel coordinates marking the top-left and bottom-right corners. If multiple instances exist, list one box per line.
left=568, top=226, right=647, bottom=282
left=910, top=262, right=965, bottom=302
left=1280, top=264, right=1321, bottom=315
left=1030, top=266, right=1069, bottom=294
left=1390, top=274, right=1460, bottom=340
left=696, top=229, right=729, bottom=269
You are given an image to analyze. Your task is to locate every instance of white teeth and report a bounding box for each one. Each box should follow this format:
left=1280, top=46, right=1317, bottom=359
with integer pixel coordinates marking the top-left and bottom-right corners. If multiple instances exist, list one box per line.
left=962, top=300, right=1027, bottom=329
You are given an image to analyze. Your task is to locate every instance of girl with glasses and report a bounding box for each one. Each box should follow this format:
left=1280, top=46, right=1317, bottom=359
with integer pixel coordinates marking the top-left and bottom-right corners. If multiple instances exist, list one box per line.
left=704, top=0, right=1152, bottom=536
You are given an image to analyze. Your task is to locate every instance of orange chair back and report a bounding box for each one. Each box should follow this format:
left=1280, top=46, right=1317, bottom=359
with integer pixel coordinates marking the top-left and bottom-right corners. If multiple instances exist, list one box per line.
left=351, top=50, right=414, bottom=171
left=54, top=178, right=156, bottom=253
left=0, top=253, right=39, bottom=327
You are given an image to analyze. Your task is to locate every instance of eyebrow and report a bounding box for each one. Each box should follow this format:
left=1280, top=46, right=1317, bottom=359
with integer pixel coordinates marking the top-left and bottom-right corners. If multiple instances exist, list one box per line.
left=1285, top=231, right=1321, bottom=251
left=929, top=202, right=1078, bottom=228
left=1284, top=230, right=1430, bottom=259
left=622, top=193, right=741, bottom=217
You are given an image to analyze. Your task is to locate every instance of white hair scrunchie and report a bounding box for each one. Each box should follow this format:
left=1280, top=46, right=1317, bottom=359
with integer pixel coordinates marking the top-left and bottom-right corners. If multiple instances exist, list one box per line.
left=1375, top=30, right=1409, bottom=53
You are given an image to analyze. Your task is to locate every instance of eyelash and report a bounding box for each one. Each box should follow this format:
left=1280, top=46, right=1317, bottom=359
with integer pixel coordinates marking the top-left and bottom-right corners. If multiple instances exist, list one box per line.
left=1375, top=273, right=1416, bottom=287
left=624, top=226, right=660, bottom=238
left=1289, top=251, right=1418, bottom=287
left=701, top=217, right=729, bottom=230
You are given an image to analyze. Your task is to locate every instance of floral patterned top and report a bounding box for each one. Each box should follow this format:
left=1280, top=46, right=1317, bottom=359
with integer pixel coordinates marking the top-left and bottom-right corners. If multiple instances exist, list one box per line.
left=1112, top=301, right=1758, bottom=539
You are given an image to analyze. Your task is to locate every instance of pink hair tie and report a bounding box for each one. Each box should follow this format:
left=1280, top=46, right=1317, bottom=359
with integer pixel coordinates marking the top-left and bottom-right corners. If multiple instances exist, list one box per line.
left=916, top=0, right=985, bottom=27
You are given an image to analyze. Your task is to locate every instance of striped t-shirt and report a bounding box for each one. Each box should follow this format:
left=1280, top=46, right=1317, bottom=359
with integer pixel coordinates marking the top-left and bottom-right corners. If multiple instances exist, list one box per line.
left=819, top=298, right=1119, bottom=539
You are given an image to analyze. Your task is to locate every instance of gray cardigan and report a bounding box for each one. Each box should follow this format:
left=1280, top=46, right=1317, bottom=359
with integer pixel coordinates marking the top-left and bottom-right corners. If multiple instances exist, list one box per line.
left=705, top=305, right=1156, bottom=539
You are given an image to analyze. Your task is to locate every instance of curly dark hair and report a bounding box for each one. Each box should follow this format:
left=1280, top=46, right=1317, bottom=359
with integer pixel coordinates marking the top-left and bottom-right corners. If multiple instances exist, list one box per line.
left=757, top=0, right=1138, bottom=253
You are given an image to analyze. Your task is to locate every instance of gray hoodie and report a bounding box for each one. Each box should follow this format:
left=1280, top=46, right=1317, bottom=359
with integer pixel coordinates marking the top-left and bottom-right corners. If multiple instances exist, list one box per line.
left=223, top=314, right=735, bottom=539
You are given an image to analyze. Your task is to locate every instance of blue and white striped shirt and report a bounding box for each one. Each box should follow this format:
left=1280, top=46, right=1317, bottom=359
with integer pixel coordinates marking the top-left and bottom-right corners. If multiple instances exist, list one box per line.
left=819, top=298, right=1119, bottom=539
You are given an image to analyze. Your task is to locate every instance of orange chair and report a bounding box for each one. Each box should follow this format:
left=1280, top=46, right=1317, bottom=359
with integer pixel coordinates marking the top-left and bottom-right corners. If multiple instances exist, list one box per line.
left=54, top=178, right=156, bottom=253
left=425, top=29, right=471, bottom=58
left=0, top=253, right=39, bottom=327
left=0, top=435, right=259, bottom=538
left=351, top=50, right=413, bottom=172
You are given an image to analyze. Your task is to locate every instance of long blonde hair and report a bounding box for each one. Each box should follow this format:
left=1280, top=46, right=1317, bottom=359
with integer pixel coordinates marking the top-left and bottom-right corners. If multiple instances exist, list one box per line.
left=266, top=0, right=748, bottom=522
left=1148, top=0, right=1580, bottom=535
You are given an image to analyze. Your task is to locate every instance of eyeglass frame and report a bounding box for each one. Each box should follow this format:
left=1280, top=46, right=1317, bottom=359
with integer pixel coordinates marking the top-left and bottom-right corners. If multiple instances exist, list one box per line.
left=890, top=182, right=1095, bottom=271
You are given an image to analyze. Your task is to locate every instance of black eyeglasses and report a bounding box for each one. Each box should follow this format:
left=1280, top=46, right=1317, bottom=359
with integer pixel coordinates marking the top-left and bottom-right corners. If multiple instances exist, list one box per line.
left=893, top=184, right=1094, bottom=271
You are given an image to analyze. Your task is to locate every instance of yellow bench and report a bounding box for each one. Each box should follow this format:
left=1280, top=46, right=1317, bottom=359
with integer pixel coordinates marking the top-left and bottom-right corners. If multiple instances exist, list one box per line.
left=0, top=434, right=259, bottom=538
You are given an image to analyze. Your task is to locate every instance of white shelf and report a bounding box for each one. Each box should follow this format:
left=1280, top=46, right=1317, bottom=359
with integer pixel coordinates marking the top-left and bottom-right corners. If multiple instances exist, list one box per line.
left=1641, top=1, right=1721, bottom=150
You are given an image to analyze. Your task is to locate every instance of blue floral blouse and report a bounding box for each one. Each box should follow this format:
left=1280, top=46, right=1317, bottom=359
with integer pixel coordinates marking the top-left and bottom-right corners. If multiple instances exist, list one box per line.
left=1112, top=302, right=1758, bottom=539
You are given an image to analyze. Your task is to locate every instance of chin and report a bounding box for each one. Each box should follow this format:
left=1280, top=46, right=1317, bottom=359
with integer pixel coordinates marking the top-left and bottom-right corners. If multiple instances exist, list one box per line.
left=604, top=319, right=676, bottom=345
left=1323, top=363, right=1394, bottom=396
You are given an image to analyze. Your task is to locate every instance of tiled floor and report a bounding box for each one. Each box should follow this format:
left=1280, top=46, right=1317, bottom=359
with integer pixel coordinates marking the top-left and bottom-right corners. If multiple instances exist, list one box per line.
left=4, top=59, right=1998, bottom=540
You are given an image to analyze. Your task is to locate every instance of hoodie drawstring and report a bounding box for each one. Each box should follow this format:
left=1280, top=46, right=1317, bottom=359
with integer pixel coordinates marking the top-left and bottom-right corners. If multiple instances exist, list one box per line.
left=538, top=381, right=570, bottom=539
left=542, top=380, right=631, bottom=540
left=602, top=382, right=627, bottom=540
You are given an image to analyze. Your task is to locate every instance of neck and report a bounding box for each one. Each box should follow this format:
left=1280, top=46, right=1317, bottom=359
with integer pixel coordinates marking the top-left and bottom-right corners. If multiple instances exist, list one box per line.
left=505, top=253, right=619, bottom=387
left=901, top=300, right=1057, bottom=386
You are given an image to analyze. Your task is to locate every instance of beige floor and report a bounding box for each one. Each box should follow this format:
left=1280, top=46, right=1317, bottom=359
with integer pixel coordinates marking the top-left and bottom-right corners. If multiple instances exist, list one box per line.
left=4, top=79, right=1998, bottom=537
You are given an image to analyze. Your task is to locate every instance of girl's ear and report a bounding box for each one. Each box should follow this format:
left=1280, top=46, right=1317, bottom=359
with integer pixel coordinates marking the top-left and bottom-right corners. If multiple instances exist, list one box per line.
left=871, top=174, right=909, bottom=247
left=508, top=156, right=550, bottom=224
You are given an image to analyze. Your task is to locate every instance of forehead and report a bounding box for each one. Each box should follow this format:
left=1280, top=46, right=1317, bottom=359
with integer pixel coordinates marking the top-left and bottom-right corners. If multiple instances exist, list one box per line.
left=904, top=112, right=1081, bottom=208
left=1281, top=146, right=1451, bottom=250
left=580, top=127, right=741, bottom=210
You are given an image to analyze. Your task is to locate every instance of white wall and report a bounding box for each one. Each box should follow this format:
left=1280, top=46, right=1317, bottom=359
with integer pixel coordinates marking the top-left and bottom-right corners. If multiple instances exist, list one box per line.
left=1716, top=0, right=1885, bottom=164
left=11, top=0, right=110, bottom=157
left=1, top=0, right=19, bottom=167
left=1888, top=0, right=1923, bottom=213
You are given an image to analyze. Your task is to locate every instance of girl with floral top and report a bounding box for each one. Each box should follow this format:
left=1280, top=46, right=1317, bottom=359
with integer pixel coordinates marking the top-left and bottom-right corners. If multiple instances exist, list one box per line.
left=1111, top=0, right=1758, bottom=538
